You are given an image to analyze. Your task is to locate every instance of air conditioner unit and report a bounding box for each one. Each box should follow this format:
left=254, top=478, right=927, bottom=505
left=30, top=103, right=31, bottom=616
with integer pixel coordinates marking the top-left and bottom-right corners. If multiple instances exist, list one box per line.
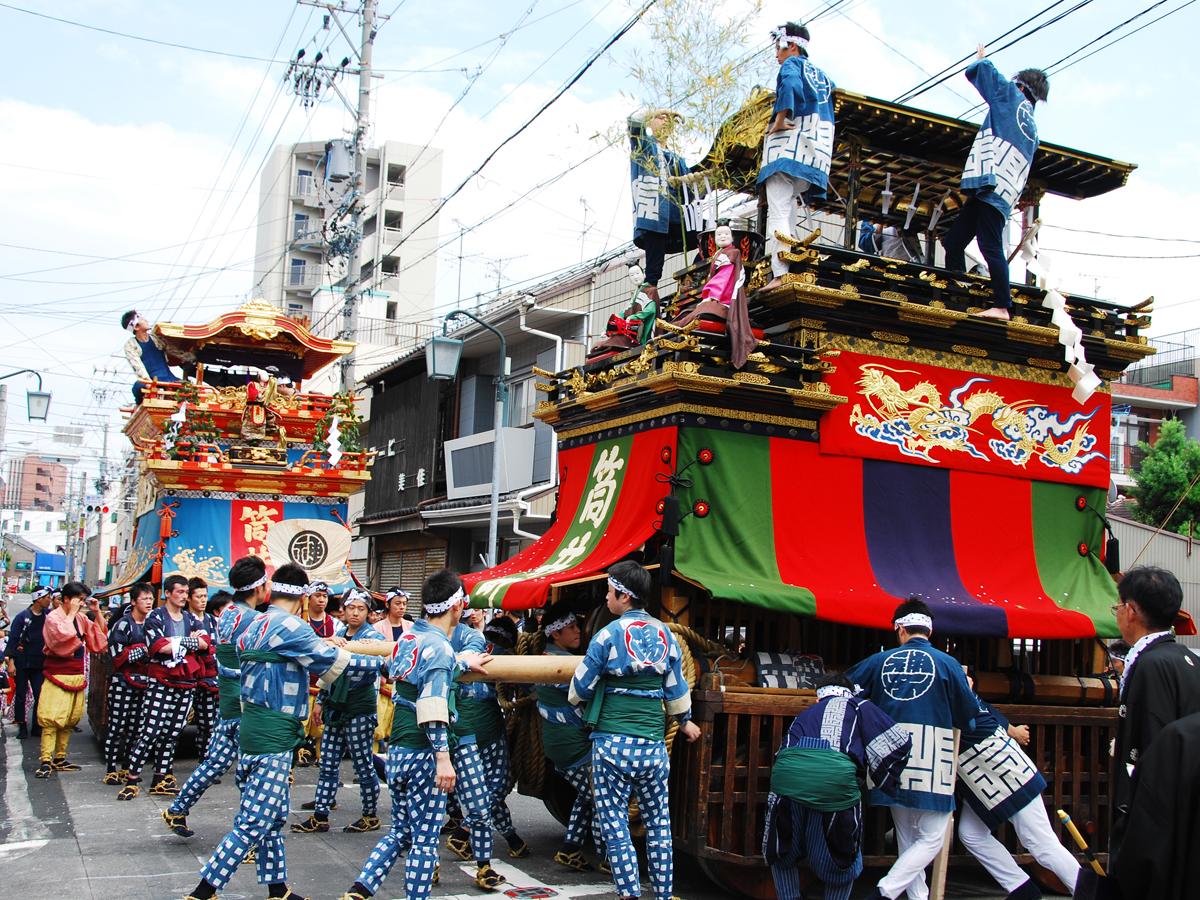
left=444, top=427, right=535, bottom=500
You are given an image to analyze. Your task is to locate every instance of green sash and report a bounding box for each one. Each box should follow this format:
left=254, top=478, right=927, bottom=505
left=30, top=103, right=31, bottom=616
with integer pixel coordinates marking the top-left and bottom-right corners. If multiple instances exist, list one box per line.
left=391, top=681, right=458, bottom=751
left=325, top=676, right=377, bottom=725
left=214, top=643, right=242, bottom=720
left=455, top=693, right=504, bottom=745
left=770, top=746, right=861, bottom=811
left=536, top=682, right=590, bottom=766
left=239, top=701, right=304, bottom=755
left=585, top=671, right=667, bottom=741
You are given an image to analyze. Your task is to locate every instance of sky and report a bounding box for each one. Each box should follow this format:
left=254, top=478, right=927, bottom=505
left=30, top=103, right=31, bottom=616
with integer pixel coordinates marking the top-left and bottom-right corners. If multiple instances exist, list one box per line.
left=0, top=0, right=1197, bottom=491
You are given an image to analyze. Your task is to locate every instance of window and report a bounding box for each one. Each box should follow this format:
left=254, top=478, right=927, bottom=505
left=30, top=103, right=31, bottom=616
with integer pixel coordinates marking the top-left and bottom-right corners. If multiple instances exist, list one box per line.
left=45, top=522, right=51, bottom=532
left=381, top=255, right=399, bottom=276
left=386, top=163, right=406, bottom=186
left=507, top=377, right=536, bottom=428
left=385, top=301, right=398, bottom=320
left=293, top=213, right=311, bottom=240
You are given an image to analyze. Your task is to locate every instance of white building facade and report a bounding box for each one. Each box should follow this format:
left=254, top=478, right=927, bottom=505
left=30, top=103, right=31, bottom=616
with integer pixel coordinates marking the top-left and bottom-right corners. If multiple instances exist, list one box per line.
left=252, top=139, right=443, bottom=391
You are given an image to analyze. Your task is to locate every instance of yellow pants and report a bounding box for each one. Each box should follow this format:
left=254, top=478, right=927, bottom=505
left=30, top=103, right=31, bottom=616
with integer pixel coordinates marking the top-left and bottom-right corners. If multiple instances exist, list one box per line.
left=302, top=687, right=324, bottom=756
left=374, top=691, right=394, bottom=752
left=38, top=676, right=86, bottom=762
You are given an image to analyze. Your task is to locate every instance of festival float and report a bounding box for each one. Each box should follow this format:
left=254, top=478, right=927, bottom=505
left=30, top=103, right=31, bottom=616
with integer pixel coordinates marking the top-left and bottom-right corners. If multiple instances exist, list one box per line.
left=459, top=89, right=1173, bottom=894
left=87, top=300, right=373, bottom=736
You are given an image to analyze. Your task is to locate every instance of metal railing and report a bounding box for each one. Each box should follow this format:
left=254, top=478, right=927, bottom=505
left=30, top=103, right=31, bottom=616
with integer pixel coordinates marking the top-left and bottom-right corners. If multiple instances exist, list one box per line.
left=293, top=174, right=319, bottom=203
left=286, top=267, right=323, bottom=289
left=353, top=316, right=436, bottom=350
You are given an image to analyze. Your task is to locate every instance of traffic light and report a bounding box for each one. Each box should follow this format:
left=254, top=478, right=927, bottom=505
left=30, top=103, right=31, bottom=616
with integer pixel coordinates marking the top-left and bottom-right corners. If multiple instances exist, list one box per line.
left=85, top=505, right=110, bottom=515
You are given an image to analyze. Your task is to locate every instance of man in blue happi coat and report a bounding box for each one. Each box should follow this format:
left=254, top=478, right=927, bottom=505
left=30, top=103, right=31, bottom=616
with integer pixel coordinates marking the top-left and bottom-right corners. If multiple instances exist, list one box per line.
left=339, top=569, right=492, bottom=900
left=293, top=588, right=386, bottom=835
left=758, top=21, right=835, bottom=291
left=942, top=45, right=1048, bottom=321
left=629, top=108, right=699, bottom=286
left=953, top=670, right=1080, bottom=899
left=537, top=598, right=605, bottom=872
left=569, top=560, right=701, bottom=900
left=164, top=557, right=270, bottom=840
left=182, top=562, right=381, bottom=900
left=765, top=672, right=912, bottom=900
left=846, top=598, right=977, bottom=900
left=443, top=605, right=510, bottom=890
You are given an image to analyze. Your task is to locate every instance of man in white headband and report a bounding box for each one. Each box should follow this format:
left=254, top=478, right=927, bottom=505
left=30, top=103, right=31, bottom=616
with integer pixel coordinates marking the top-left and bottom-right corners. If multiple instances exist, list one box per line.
left=372, top=587, right=411, bottom=756
left=569, top=560, right=701, bottom=900
left=120, top=308, right=181, bottom=403
left=294, top=588, right=387, bottom=836
left=765, top=673, right=911, bottom=900
left=119, top=573, right=209, bottom=800
left=845, top=598, right=977, bottom=900
left=5, top=583, right=53, bottom=739
left=186, top=563, right=383, bottom=900
left=165, top=557, right=270, bottom=845
left=338, top=568, right=492, bottom=900
left=758, top=21, right=836, bottom=292
left=442, top=582, right=512, bottom=890
left=536, top=599, right=605, bottom=872
left=295, top=580, right=335, bottom=767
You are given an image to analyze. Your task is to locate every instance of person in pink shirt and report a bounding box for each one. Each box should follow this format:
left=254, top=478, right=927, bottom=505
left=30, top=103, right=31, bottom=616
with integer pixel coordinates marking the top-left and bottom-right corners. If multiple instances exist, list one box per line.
left=37, top=581, right=107, bottom=778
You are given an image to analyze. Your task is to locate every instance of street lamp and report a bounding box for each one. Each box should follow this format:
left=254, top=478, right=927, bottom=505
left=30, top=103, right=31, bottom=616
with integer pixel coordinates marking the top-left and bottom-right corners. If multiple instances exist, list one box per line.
left=0, top=369, right=52, bottom=422
left=425, top=310, right=509, bottom=569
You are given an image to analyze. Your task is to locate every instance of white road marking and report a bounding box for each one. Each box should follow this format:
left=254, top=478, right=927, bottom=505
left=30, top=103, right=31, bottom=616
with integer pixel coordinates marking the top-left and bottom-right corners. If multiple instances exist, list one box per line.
left=454, top=860, right=614, bottom=898
left=0, top=838, right=48, bottom=858
left=2, top=732, right=54, bottom=842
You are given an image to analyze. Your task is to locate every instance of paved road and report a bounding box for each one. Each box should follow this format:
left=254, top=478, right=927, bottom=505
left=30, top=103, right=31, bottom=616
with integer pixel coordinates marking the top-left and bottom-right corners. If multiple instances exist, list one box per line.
left=0, top=723, right=1019, bottom=900
left=1, top=588, right=1011, bottom=899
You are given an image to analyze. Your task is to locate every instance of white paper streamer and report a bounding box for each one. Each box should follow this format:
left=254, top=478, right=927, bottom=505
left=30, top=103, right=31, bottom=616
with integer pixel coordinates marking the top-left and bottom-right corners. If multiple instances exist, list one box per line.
left=327, top=415, right=343, bottom=466
left=1023, top=241, right=1099, bottom=402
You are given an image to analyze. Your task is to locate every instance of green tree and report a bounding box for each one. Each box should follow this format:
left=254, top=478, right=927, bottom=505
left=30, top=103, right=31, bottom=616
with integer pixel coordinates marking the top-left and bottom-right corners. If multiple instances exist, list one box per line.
left=1130, top=418, right=1200, bottom=537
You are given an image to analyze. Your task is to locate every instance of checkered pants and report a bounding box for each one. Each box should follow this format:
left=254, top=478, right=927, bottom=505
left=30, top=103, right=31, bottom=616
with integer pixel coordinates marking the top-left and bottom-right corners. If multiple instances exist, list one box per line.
left=171, top=717, right=239, bottom=816
left=314, top=712, right=379, bottom=817
left=127, top=681, right=192, bottom=777
left=478, top=735, right=516, bottom=836
left=451, top=739, right=494, bottom=863
left=592, top=733, right=673, bottom=900
left=356, top=748, right=446, bottom=898
left=103, top=678, right=145, bottom=772
left=193, top=687, right=219, bottom=760
left=559, top=759, right=602, bottom=854
left=199, top=751, right=291, bottom=888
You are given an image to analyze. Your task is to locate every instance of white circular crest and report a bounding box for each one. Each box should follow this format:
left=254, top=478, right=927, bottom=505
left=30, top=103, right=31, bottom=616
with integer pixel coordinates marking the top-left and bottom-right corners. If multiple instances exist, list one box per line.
left=881, top=647, right=937, bottom=702
left=1016, top=100, right=1037, bottom=143
left=804, top=61, right=833, bottom=103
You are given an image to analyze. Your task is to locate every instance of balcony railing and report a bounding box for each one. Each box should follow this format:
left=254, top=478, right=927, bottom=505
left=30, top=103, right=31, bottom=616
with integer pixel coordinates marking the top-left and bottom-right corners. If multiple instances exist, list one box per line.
left=286, top=267, right=324, bottom=290
left=353, top=316, right=436, bottom=351
left=293, top=174, right=319, bottom=204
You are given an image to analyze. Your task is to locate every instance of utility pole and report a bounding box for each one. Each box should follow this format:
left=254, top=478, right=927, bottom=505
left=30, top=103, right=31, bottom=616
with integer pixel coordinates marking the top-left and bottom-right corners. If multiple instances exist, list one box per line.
left=339, top=0, right=377, bottom=393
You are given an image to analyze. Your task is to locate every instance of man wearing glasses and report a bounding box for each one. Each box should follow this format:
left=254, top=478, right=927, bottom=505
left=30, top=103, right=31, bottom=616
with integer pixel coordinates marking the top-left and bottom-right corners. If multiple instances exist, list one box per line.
left=1109, top=566, right=1200, bottom=857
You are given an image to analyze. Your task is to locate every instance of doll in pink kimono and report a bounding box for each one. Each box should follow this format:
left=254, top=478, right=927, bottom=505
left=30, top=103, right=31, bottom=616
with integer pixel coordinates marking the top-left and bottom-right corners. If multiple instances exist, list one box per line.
left=672, top=222, right=756, bottom=369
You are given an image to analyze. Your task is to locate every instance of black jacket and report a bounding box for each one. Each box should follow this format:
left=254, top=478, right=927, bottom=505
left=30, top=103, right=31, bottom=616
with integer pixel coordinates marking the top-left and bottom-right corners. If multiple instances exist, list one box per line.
left=1111, top=635, right=1200, bottom=854
left=3, top=606, right=47, bottom=669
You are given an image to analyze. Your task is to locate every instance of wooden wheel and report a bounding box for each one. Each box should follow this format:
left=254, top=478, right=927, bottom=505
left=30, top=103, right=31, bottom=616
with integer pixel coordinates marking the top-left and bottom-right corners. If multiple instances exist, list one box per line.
left=695, top=855, right=780, bottom=899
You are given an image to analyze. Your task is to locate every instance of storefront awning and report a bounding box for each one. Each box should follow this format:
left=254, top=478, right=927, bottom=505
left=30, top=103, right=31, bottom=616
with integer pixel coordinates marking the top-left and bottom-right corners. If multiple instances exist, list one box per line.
left=463, top=426, right=676, bottom=609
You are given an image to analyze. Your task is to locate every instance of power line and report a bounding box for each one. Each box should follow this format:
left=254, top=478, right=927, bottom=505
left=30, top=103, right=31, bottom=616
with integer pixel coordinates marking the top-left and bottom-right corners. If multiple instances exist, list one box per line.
left=1041, top=246, right=1200, bottom=259
left=368, top=0, right=658, bottom=292
left=1041, top=223, right=1200, bottom=244
left=0, top=1, right=480, bottom=73
left=894, top=0, right=1088, bottom=104
left=957, top=0, right=1191, bottom=117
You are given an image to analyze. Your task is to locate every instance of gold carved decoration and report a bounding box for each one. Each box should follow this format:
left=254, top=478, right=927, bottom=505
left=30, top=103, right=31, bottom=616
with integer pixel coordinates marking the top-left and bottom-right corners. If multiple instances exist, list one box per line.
left=1026, top=358, right=1063, bottom=371
left=732, top=372, right=770, bottom=386
left=898, top=302, right=968, bottom=328
left=1103, top=338, right=1156, bottom=361
left=555, top=402, right=819, bottom=441
left=880, top=290, right=907, bottom=302
left=1004, top=321, right=1059, bottom=347
left=841, top=257, right=870, bottom=273
left=823, top=335, right=1110, bottom=392
left=871, top=331, right=910, bottom=345
left=951, top=344, right=988, bottom=358
left=918, top=271, right=949, bottom=289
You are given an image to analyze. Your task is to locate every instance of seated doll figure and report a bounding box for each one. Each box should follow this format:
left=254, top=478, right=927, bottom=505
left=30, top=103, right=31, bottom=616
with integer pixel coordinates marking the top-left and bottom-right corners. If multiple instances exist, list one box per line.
left=671, top=222, right=756, bottom=369
left=587, top=264, right=659, bottom=358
